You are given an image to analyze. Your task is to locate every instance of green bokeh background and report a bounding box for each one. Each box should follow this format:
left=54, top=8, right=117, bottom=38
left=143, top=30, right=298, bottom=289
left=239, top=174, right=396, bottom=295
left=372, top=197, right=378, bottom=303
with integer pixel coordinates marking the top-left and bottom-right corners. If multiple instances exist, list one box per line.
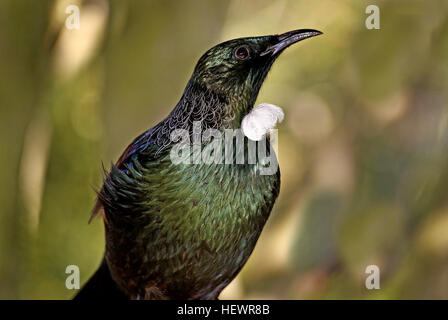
left=1, top=0, right=448, bottom=299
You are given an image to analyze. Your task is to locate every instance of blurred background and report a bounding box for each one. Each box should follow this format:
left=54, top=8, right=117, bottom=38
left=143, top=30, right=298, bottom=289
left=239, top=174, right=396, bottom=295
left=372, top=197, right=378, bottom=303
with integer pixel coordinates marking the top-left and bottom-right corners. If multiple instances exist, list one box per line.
left=1, top=0, right=448, bottom=299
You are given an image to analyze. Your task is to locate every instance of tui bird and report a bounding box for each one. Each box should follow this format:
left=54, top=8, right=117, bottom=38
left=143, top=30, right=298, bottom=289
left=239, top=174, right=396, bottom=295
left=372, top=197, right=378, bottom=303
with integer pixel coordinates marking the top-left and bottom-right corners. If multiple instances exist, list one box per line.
left=75, top=29, right=322, bottom=300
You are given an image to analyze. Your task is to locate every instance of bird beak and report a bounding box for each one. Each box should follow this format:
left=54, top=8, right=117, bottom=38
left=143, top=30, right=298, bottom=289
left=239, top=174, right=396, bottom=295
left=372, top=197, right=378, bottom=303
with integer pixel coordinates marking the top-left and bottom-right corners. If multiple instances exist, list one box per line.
left=260, top=29, right=323, bottom=57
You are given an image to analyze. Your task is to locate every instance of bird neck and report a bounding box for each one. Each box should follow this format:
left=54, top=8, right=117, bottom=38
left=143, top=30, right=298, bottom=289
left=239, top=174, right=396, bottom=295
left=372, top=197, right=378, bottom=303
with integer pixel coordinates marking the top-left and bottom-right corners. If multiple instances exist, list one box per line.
left=177, top=79, right=254, bottom=130
left=134, top=80, right=256, bottom=158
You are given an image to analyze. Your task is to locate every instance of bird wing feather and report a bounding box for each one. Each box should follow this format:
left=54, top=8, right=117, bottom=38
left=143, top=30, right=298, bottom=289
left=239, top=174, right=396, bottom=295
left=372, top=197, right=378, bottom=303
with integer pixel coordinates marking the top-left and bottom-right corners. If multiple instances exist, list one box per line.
left=89, top=131, right=149, bottom=222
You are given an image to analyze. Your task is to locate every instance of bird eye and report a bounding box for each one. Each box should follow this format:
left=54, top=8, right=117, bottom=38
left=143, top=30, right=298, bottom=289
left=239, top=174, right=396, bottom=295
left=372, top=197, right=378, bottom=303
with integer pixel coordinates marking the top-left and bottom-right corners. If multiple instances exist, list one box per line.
left=234, top=45, right=250, bottom=60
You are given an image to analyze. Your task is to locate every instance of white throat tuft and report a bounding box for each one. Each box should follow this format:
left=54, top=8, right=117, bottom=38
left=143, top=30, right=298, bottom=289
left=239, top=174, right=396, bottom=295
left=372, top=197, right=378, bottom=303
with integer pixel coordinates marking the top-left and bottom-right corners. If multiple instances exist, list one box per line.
left=241, top=103, right=284, bottom=141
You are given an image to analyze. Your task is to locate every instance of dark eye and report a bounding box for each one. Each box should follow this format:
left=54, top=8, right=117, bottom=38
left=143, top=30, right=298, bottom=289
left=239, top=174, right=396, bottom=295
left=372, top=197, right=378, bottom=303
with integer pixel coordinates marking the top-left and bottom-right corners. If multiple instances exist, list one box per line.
left=234, top=45, right=250, bottom=60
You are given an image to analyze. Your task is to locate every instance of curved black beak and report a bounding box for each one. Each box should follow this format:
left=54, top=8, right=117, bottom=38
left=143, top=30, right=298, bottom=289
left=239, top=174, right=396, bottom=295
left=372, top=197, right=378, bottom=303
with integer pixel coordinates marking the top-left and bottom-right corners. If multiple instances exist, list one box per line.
left=261, top=29, right=323, bottom=57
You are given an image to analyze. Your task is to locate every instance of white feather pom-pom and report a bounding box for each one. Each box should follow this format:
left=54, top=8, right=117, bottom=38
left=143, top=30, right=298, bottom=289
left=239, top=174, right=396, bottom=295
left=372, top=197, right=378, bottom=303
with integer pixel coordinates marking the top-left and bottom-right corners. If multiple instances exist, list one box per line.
left=241, top=103, right=284, bottom=141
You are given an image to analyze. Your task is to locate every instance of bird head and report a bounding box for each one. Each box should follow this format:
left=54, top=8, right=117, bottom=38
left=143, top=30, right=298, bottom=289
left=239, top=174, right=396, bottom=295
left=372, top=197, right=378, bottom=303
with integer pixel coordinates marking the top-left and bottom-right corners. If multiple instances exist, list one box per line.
left=191, top=29, right=322, bottom=109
